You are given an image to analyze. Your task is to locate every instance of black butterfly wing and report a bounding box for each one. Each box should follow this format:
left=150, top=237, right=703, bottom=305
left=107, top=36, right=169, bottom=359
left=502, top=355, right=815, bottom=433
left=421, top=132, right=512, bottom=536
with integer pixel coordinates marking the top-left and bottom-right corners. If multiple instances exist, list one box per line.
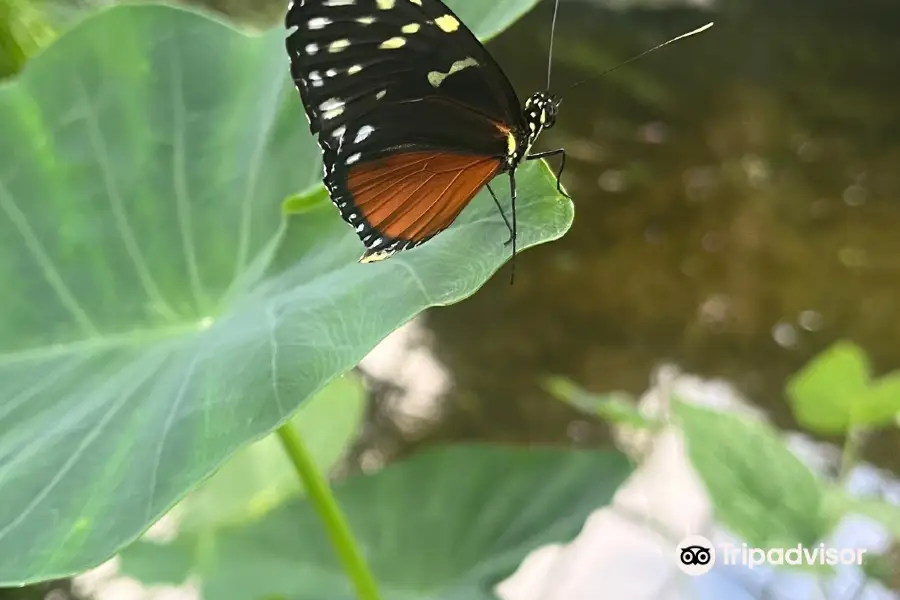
left=285, top=0, right=524, bottom=259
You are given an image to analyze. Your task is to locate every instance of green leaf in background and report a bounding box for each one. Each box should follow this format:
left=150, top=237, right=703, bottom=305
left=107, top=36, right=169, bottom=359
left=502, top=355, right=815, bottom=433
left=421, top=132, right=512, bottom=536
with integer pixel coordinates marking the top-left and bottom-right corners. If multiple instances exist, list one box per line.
left=122, top=445, right=632, bottom=600
left=0, top=0, right=565, bottom=584
left=281, top=187, right=330, bottom=216
left=822, top=485, right=900, bottom=541
left=177, top=373, right=365, bottom=533
left=0, top=0, right=58, bottom=79
left=787, top=341, right=900, bottom=435
left=544, top=376, right=662, bottom=430
left=675, top=402, right=831, bottom=550
left=865, top=371, right=900, bottom=427
left=788, top=342, right=869, bottom=435
left=117, top=536, right=195, bottom=587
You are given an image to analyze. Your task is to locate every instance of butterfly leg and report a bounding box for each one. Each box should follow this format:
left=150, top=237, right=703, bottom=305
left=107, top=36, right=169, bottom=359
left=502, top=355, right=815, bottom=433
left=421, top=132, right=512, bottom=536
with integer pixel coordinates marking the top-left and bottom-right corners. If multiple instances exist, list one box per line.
left=507, top=170, right=517, bottom=285
left=526, top=148, right=570, bottom=199
left=486, top=182, right=514, bottom=245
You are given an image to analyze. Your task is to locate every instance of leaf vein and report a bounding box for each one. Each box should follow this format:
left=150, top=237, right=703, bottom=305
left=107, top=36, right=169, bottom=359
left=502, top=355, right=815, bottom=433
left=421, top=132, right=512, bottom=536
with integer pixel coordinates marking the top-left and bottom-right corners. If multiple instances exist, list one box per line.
left=0, top=363, right=139, bottom=545
left=393, top=258, right=433, bottom=305
left=144, top=352, right=201, bottom=522
left=73, top=76, right=178, bottom=321
left=266, top=305, right=285, bottom=415
left=169, top=47, right=205, bottom=311
left=233, top=66, right=291, bottom=282
left=0, top=180, right=99, bottom=337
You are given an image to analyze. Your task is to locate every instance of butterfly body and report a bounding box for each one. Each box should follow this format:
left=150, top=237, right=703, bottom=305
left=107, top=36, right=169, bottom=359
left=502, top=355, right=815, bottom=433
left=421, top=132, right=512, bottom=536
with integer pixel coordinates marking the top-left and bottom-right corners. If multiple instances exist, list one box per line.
left=505, top=90, right=559, bottom=167
left=285, top=0, right=565, bottom=265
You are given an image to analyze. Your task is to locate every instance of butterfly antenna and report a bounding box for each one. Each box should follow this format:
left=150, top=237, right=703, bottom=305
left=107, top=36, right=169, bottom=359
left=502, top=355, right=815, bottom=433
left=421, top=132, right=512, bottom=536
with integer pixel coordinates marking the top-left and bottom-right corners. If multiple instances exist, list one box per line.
left=567, top=21, right=713, bottom=90
left=546, top=0, right=562, bottom=90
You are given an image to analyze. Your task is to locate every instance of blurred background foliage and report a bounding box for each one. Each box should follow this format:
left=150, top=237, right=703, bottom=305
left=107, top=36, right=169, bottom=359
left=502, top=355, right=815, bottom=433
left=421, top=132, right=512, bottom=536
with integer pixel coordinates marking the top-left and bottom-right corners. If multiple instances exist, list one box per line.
left=1, top=0, right=899, bottom=597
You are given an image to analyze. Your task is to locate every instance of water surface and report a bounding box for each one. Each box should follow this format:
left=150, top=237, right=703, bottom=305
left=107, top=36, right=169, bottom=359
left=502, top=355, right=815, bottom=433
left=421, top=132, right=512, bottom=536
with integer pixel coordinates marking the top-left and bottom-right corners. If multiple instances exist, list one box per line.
left=423, top=0, right=900, bottom=471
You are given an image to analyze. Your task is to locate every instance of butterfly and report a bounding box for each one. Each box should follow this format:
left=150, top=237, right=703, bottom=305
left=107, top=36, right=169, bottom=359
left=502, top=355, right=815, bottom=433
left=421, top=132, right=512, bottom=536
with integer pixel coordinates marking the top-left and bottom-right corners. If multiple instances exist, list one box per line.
left=284, top=0, right=568, bottom=276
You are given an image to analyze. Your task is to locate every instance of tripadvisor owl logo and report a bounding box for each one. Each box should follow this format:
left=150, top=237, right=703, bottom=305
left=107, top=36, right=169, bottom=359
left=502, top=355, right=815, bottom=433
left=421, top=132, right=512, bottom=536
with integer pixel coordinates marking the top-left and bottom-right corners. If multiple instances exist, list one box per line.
left=676, top=535, right=716, bottom=575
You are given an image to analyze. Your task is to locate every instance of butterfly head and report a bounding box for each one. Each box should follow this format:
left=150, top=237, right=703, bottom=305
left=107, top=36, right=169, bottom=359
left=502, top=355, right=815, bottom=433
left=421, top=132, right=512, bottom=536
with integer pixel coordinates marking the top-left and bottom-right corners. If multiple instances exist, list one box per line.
left=524, top=91, right=561, bottom=132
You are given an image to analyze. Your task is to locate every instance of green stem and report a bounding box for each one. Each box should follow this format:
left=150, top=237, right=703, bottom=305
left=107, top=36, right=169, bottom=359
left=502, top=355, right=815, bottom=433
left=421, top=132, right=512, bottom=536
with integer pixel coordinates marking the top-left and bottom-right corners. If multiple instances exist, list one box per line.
left=276, top=422, right=382, bottom=600
left=838, top=425, right=863, bottom=484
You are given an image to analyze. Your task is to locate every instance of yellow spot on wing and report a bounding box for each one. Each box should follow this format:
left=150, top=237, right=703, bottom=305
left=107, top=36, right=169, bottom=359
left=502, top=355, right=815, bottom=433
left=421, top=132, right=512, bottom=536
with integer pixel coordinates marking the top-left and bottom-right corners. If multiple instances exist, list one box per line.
left=379, top=37, right=406, bottom=49
left=402, top=23, right=421, bottom=34
left=434, top=14, right=460, bottom=33
left=427, top=56, right=479, bottom=87
left=409, top=0, right=422, bottom=5
left=376, top=0, right=395, bottom=8
left=328, top=39, right=350, bottom=52
left=360, top=249, right=396, bottom=263
left=507, top=132, right=517, bottom=157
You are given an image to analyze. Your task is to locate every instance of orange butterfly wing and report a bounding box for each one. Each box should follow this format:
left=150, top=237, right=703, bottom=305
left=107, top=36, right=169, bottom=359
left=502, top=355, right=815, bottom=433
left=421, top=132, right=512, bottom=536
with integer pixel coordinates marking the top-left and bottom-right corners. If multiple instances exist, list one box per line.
left=346, top=150, right=502, bottom=262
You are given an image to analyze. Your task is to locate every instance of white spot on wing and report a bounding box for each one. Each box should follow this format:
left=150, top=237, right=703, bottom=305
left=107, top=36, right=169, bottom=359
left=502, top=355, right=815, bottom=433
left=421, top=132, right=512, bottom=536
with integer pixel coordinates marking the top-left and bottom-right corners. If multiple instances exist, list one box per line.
left=308, top=17, right=331, bottom=29
left=305, top=43, right=318, bottom=54
left=320, top=98, right=344, bottom=111
left=332, top=125, right=347, bottom=139
left=354, top=125, right=374, bottom=143
left=347, top=64, right=363, bottom=75
left=346, top=152, right=362, bottom=164
left=356, top=16, right=376, bottom=25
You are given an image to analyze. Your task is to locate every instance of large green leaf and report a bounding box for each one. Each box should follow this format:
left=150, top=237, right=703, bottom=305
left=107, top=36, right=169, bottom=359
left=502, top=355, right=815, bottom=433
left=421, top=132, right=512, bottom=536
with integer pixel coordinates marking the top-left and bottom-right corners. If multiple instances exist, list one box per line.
left=122, top=445, right=632, bottom=600
left=0, top=0, right=566, bottom=584
left=676, top=402, right=832, bottom=550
